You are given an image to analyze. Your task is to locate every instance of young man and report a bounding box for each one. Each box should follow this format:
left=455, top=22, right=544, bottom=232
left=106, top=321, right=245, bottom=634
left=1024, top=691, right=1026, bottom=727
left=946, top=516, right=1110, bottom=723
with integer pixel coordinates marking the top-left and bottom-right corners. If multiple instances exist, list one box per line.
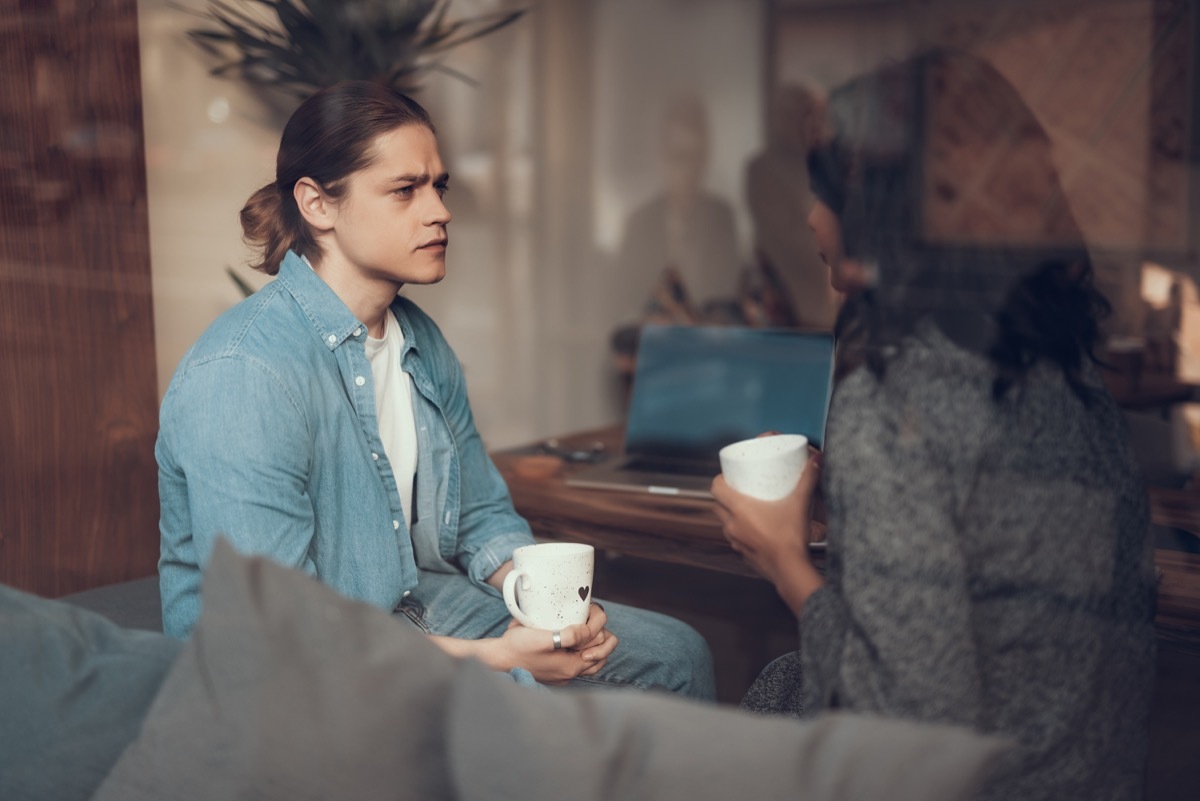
left=157, top=81, right=714, bottom=698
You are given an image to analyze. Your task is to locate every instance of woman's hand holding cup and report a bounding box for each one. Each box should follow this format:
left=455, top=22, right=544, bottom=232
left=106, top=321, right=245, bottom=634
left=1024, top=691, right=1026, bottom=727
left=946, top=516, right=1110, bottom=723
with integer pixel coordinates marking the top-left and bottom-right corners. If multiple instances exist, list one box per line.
left=712, top=434, right=825, bottom=616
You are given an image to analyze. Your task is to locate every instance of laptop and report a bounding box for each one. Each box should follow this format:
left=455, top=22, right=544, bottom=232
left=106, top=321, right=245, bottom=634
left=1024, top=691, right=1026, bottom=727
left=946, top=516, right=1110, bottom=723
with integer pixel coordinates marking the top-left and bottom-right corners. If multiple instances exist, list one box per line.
left=567, top=324, right=836, bottom=498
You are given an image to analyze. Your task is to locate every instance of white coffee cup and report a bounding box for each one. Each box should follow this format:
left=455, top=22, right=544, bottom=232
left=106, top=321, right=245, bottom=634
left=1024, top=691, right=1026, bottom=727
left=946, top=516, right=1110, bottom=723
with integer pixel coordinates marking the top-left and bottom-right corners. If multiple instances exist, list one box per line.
left=718, top=433, right=809, bottom=501
left=502, top=542, right=595, bottom=629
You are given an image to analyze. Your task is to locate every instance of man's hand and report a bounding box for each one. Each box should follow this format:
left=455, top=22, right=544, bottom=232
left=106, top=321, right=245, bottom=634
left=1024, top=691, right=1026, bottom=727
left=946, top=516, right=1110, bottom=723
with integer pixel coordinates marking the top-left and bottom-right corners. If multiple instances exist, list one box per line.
left=493, top=602, right=618, bottom=684
left=430, top=601, right=618, bottom=685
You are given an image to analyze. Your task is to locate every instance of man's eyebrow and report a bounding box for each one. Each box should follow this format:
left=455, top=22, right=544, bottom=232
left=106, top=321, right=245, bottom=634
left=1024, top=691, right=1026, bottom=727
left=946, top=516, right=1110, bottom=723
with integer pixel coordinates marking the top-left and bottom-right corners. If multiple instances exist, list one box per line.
left=385, top=171, right=451, bottom=184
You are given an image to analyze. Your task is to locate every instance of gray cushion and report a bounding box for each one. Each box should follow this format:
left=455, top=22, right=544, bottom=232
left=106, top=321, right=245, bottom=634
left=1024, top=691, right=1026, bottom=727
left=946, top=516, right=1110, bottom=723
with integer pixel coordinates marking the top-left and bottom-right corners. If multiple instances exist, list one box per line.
left=60, top=575, right=162, bottom=632
left=91, top=538, right=460, bottom=800
left=447, top=661, right=1010, bottom=801
left=94, top=538, right=1007, bottom=801
left=0, top=582, right=181, bottom=801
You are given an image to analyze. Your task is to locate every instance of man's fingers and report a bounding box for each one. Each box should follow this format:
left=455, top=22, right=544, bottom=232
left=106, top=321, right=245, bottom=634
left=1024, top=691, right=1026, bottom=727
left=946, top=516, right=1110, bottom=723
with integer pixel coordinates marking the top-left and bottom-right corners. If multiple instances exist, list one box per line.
left=556, top=621, right=593, bottom=651
left=585, top=602, right=609, bottom=633
left=582, top=633, right=619, bottom=663
left=577, top=627, right=608, bottom=650
left=579, top=658, right=607, bottom=677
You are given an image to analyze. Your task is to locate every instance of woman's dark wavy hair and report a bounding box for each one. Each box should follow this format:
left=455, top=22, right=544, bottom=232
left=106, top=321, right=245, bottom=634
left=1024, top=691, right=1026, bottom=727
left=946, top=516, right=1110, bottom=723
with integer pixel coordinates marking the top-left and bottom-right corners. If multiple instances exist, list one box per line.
left=811, top=48, right=1111, bottom=402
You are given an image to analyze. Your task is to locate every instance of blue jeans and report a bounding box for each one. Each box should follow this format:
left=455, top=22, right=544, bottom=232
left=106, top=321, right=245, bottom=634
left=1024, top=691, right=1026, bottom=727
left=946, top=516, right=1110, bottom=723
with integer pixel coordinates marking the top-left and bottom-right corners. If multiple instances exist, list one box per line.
left=396, top=568, right=716, bottom=700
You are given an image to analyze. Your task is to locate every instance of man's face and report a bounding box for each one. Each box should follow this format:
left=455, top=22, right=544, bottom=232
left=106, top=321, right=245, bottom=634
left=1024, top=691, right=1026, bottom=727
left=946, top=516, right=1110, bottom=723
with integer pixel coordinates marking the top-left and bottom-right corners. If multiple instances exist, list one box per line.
left=324, top=124, right=452, bottom=288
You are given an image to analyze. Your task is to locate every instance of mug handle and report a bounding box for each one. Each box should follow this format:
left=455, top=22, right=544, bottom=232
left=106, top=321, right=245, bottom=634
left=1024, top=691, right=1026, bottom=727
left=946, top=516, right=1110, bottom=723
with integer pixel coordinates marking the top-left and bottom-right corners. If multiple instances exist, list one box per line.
left=502, top=569, right=537, bottom=628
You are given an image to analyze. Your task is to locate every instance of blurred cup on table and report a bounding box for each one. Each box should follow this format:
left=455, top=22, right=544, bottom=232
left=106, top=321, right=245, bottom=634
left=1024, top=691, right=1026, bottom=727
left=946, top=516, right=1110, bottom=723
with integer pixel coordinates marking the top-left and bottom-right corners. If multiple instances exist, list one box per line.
left=718, top=433, right=809, bottom=501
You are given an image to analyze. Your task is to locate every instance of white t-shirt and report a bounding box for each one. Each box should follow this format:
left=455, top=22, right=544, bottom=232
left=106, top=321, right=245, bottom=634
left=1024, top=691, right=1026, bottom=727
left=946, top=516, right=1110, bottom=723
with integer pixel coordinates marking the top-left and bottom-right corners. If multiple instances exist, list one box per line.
left=364, top=310, right=418, bottom=531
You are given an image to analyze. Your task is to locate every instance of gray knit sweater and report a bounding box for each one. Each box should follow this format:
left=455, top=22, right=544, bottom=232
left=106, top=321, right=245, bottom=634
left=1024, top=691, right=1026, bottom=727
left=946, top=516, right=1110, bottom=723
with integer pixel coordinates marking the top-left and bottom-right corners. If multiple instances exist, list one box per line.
left=749, top=322, right=1158, bottom=801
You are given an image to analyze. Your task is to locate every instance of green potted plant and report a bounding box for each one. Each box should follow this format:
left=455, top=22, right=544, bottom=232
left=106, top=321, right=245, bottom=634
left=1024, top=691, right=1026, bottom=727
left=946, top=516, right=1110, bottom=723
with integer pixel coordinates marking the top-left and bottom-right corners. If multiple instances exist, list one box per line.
left=181, top=0, right=525, bottom=119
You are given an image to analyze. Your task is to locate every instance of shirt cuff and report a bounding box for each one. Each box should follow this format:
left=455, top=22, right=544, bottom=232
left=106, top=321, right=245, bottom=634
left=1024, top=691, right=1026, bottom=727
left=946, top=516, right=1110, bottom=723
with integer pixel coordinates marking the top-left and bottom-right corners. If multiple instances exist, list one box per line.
left=464, top=531, right=537, bottom=589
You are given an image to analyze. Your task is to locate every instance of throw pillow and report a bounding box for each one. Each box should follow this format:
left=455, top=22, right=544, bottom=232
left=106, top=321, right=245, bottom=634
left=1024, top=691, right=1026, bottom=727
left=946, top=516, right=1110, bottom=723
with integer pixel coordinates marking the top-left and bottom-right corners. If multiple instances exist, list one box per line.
left=446, top=659, right=1011, bottom=801
left=92, top=538, right=462, bottom=801
left=0, top=582, right=181, bottom=801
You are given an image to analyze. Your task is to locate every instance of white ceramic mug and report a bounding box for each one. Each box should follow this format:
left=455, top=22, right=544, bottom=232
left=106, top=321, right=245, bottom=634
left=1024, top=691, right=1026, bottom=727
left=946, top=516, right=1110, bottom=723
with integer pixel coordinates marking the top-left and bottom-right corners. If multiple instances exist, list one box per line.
left=718, top=433, right=809, bottom=501
left=502, top=542, right=595, bottom=629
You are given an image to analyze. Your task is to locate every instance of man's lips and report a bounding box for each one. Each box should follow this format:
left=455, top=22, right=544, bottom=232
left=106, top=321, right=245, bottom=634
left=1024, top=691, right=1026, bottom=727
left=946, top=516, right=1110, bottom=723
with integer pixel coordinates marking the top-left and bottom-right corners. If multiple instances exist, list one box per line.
left=418, top=238, right=447, bottom=250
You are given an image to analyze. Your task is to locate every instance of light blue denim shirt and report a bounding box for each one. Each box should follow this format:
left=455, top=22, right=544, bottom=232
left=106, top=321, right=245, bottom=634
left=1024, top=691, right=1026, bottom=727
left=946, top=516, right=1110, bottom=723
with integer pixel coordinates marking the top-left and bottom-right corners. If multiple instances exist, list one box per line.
left=157, top=251, right=536, bottom=638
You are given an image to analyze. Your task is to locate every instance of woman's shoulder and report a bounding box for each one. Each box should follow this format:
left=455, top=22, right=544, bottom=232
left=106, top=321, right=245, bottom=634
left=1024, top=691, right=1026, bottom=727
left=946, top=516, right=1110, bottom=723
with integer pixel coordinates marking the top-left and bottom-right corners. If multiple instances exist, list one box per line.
left=836, top=327, right=992, bottom=415
left=828, top=328, right=1004, bottom=479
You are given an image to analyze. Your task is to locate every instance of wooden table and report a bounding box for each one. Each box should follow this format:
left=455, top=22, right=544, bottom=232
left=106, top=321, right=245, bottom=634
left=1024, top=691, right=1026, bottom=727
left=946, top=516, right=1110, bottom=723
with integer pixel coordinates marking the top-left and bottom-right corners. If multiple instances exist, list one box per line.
left=494, top=425, right=788, bottom=579
left=1104, top=373, right=1198, bottom=410
left=494, top=424, right=1200, bottom=635
left=1148, top=487, right=1200, bottom=634
left=1099, top=345, right=1199, bottom=410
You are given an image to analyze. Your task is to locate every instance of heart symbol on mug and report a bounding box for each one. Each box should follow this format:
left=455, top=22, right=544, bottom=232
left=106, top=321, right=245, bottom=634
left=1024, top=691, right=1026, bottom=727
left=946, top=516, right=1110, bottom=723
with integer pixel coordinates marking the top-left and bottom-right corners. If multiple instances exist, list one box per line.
left=578, top=586, right=590, bottom=601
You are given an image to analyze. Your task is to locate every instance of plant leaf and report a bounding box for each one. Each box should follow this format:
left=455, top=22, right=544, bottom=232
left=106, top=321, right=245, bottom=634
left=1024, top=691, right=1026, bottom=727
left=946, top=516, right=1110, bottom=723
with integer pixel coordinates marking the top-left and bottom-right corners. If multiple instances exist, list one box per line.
left=225, top=266, right=258, bottom=297
left=422, top=9, right=525, bottom=54
left=183, top=0, right=527, bottom=99
left=425, top=60, right=479, bottom=87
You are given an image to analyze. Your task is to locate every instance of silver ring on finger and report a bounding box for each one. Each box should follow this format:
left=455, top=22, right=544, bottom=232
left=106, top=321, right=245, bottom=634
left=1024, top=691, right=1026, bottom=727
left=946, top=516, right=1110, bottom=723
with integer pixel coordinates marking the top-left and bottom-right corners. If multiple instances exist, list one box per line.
left=551, top=629, right=562, bottom=651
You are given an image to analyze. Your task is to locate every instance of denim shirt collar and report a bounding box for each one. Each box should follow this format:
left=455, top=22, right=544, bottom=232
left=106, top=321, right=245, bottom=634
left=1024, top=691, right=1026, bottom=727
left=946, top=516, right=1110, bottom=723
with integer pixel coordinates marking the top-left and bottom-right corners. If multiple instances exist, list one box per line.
left=275, top=250, right=423, bottom=361
left=276, top=251, right=365, bottom=351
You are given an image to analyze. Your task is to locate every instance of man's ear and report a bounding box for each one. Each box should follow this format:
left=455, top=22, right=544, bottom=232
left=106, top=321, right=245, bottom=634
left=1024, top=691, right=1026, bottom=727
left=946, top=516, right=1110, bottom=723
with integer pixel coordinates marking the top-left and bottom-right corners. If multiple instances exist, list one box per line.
left=294, top=177, right=336, bottom=232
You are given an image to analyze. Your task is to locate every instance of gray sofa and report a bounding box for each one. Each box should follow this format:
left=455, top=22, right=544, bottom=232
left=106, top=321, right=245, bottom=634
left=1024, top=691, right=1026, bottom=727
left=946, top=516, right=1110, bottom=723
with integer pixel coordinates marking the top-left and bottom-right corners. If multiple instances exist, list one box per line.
left=2, top=541, right=1009, bottom=801
left=62, top=575, right=162, bottom=632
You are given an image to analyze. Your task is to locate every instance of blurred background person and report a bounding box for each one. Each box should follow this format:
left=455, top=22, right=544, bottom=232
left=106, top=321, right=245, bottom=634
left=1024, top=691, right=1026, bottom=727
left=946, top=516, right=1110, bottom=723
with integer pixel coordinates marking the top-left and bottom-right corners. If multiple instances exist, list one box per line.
left=613, top=93, right=741, bottom=327
left=744, top=82, right=840, bottom=331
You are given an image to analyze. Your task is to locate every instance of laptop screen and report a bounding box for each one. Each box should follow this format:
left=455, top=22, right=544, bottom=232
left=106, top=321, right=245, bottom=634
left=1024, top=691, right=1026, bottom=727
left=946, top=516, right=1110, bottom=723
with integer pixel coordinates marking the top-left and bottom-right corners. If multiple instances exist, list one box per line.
left=625, top=325, right=835, bottom=462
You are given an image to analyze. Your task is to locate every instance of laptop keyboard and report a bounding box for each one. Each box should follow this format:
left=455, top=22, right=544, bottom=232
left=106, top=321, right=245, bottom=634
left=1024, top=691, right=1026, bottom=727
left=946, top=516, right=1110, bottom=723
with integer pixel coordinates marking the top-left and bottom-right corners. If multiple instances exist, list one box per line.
left=623, top=458, right=719, bottom=477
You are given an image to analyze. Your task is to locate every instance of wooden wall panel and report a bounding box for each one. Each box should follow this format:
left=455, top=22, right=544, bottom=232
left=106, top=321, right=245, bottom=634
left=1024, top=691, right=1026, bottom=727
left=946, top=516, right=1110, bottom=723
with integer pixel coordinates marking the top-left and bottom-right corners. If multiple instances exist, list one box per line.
left=0, top=0, right=159, bottom=596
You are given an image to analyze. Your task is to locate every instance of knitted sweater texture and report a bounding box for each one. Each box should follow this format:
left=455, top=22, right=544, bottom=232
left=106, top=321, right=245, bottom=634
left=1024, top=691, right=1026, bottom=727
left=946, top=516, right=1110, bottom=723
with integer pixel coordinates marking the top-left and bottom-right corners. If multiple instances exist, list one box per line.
left=761, top=323, right=1157, bottom=801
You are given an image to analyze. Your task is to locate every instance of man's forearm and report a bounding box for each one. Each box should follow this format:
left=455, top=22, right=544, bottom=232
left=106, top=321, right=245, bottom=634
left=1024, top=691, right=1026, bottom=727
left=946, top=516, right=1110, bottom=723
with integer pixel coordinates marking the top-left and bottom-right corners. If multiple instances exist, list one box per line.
left=427, top=633, right=509, bottom=671
left=426, top=560, right=514, bottom=671
left=485, top=559, right=515, bottom=592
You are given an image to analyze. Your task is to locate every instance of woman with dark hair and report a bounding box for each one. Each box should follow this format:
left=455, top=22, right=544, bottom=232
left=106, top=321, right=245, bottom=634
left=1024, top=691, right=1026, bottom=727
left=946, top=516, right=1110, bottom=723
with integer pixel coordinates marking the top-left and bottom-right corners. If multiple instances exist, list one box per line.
left=712, top=50, right=1156, bottom=799
left=157, top=81, right=715, bottom=698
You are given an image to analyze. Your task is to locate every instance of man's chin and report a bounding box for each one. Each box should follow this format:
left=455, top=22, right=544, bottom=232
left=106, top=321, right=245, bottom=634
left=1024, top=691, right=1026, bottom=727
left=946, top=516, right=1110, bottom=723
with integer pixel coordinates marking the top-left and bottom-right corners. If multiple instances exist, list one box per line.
left=412, top=266, right=447, bottom=286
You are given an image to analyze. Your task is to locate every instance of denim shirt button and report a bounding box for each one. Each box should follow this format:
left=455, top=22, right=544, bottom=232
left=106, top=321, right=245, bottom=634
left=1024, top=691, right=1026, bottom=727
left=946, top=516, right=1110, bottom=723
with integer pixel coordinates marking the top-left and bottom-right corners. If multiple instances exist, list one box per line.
left=402, top=590, right=411, bottom=598
left=393, top=519, right=400, bottom=530
left=355, top=375, right=366, bottom=387
left=326, top=335, right=336, bottom=345
left=354, top=327, right=362, bottom=337
left=371, top=452, right=379, bottom=461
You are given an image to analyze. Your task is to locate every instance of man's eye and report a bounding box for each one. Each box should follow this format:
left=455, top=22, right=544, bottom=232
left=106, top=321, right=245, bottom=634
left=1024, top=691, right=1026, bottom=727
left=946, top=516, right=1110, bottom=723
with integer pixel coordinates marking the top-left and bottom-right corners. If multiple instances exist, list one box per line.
left=394, top=186, right=414, bottom=196
left=435, top=183, right=449, bottom=198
